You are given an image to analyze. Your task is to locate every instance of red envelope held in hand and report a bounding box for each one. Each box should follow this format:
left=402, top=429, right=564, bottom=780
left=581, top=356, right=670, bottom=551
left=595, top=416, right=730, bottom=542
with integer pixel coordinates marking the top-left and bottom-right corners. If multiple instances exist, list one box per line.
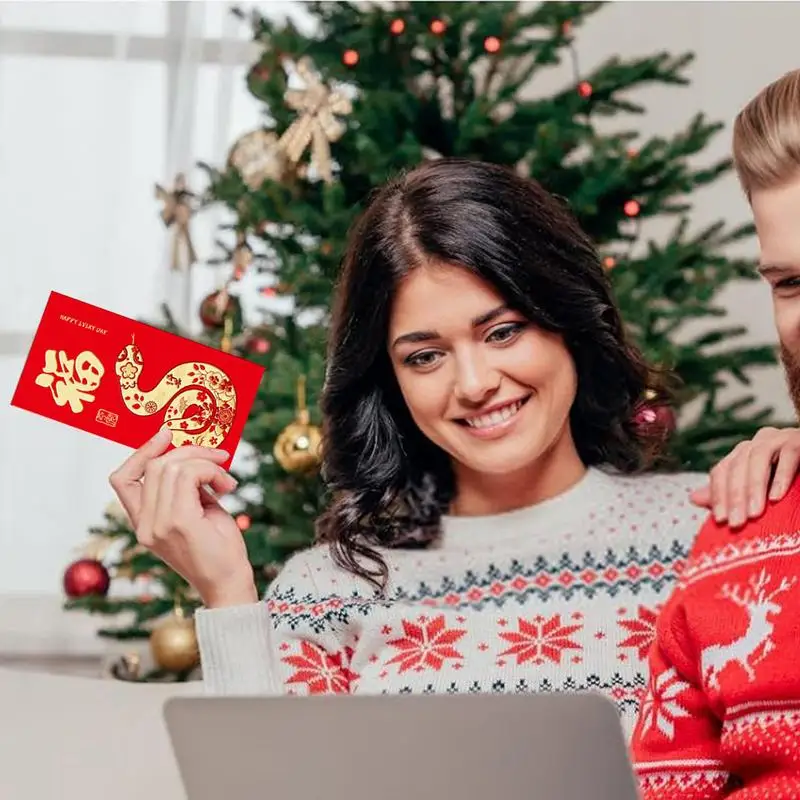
left=11, top=292, right=265, bottom=468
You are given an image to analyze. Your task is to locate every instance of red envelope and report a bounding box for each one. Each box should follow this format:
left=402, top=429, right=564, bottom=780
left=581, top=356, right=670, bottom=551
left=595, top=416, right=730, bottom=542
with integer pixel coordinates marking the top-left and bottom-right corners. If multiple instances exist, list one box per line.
left=11, top=291, right=265, bottom=468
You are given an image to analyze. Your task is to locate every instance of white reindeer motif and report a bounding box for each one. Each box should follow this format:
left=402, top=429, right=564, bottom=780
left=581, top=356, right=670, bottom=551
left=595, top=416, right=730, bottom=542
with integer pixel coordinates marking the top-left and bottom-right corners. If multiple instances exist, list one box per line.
left=700, top=569, right=796, bottom=692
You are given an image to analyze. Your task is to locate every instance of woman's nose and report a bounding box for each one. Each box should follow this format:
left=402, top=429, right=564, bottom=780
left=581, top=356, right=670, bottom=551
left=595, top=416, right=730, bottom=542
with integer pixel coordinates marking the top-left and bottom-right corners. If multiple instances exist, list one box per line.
left=453, top=354, right=501, bottom=406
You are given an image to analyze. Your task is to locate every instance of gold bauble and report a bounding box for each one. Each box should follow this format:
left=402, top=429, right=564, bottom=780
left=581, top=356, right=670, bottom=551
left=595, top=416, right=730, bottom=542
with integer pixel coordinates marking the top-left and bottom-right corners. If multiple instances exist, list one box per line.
left=149, top=609, right=199, bottom=673
left=273, top=416, right=322, bottom=473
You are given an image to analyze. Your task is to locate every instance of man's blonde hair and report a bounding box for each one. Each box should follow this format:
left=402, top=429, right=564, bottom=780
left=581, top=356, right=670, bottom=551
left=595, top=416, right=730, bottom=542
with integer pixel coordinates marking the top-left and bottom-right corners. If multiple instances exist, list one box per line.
left=732, top=68, right=800, bottom=196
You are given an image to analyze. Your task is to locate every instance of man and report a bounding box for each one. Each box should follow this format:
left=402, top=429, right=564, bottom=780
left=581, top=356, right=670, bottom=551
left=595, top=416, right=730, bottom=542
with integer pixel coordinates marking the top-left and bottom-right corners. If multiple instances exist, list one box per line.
left=631, top=68, right=800, bottom=799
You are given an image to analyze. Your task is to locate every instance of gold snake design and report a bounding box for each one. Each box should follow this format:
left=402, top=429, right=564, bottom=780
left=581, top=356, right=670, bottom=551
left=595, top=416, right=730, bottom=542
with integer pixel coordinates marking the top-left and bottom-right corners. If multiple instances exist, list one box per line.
left=115, top=339, right=237, bottom=448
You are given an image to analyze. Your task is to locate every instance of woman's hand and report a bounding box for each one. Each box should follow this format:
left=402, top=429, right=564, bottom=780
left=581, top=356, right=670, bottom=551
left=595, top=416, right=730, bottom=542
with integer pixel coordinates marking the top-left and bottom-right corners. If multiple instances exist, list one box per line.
left=690, top=427, right=800, bottom=528
left=109, top=427, right=258, bottom=608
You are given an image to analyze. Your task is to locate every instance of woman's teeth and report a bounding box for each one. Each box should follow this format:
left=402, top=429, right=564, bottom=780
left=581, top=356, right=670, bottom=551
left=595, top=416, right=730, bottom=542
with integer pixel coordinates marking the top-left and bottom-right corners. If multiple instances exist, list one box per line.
left=464, top=399, right=524, bottom=429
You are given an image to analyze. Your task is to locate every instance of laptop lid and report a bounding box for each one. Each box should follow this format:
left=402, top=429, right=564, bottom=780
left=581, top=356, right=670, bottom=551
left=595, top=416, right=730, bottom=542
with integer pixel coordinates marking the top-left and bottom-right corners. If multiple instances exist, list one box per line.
left=163, top=691, right=640, bottom=800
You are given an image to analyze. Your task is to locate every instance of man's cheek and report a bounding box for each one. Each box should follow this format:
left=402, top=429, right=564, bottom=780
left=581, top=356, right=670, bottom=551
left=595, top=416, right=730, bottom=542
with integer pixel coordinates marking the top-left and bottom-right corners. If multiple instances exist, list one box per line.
left=774, top=303, right=800, bottom=351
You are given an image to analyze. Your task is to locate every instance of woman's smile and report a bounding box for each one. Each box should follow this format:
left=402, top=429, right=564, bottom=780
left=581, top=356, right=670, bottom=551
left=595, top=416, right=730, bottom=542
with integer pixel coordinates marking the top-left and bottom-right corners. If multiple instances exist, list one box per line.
left=455, top=395, right=532, bottom=440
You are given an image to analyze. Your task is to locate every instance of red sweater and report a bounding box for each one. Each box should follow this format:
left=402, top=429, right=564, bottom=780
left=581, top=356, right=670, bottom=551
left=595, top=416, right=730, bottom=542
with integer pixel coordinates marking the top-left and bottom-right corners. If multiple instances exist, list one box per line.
left=631, top=479, right=800, bottom=799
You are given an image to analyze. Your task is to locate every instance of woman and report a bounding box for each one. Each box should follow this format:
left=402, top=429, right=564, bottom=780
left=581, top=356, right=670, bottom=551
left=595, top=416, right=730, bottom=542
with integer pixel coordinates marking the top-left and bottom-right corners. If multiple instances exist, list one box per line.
left=109, top=159, right=794, bottom=738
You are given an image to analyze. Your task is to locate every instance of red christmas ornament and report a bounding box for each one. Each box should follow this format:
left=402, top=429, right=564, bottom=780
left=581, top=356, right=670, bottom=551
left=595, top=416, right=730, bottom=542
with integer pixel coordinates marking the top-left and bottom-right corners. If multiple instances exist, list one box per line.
left=430, top=19, right=446, bottom=35
left=63, top=558, right=111, bottom=599
left=249, top=337, right=270, bottom=355
left=236, top=514, right=251, bottom=531
left=578, top=81, right=592, bottom=98
left=633, top=402, right=676, bottom=440
left=624, top=199, right=641, bottom=217
left=603, top=256, right=616, bottom=270
left=484, top=36, right=501, bottom=54
left=248, top=63, right=270, bottom=83
left=390, top=18, right=405, bottom=35
left=627, top=147, right=638, bottom=158
left=343, top=49, right=359, bottom=67
left=199, top=289, right=235, bottom=328
left=561, top=20, right=572, bottom=34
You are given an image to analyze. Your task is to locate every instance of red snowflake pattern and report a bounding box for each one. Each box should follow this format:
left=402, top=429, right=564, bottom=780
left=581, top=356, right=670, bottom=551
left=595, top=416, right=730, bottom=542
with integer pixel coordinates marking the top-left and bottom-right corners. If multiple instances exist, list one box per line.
left=385, top=614, right=466, bottom=673
left=498, top=614, right=582, bottom=665
left=282, top=641, right=358, bottom=694
left=618, top=605, right=659, bottom=660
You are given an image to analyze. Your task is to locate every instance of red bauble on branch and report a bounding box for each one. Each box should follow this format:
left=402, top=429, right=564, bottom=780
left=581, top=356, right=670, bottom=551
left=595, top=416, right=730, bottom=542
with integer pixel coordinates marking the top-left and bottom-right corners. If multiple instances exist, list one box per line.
left=63, top=558, right=111, bottom=599
left=247, top=63, right=271, bottom=84
left=199, top=289, right=236, bottom=328
left=236, top=514, right=251, bottom=531
left=247, top=336, right=270, bottom=355
left=633, top=400, right=676, bottom=440
left=624, top=199, right=641, bottom=217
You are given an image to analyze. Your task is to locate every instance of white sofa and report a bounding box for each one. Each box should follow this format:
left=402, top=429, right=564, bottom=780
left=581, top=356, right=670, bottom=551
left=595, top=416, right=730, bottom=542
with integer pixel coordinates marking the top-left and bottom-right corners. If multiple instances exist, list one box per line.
left=0, top=666, right=201, bottom=799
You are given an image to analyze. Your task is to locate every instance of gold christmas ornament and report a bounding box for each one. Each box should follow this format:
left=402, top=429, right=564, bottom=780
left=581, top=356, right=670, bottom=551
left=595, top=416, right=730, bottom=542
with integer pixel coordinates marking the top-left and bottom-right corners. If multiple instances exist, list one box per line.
left=274, top=375, right=323, bottom=473
left=154, top=172, right=197, bottom=270
left=149, top=606, right=199, bottom=673
left=228, top=129, right=290, bottom=190
left=278, top=56, right=352, bottom=183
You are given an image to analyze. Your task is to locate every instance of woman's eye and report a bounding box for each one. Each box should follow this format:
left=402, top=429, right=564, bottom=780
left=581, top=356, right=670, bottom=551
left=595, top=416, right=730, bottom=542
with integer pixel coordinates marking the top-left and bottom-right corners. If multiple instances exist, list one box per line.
left=405, top=350, right=441, bottom=368
left=776, top=278, right=800, bottom=291
left=487, top=322, right=526, bottom=344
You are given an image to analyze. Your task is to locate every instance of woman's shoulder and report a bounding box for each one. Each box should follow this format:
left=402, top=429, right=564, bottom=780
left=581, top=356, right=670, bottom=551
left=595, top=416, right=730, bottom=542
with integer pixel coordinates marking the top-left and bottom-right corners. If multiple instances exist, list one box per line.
left=265, top=542, right=372, bottom=602
left=601, top=465, right=708, bottom=499
left=594, top=466, right=708, bottom=540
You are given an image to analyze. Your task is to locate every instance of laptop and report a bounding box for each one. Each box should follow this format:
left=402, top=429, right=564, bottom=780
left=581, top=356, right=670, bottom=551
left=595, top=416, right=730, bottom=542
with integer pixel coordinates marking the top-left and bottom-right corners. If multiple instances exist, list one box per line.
left=163, top=691, right=640, bottom=800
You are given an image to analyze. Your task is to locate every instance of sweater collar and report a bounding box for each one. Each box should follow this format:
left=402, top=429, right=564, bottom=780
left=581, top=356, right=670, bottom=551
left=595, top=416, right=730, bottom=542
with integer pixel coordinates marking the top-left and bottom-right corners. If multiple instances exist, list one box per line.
left=437, top=466, right=619, bottom=551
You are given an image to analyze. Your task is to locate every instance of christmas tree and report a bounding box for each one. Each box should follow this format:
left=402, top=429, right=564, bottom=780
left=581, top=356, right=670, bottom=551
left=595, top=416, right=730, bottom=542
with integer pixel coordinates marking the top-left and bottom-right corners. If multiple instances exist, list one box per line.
left=63, top=0, right=781, bottom=681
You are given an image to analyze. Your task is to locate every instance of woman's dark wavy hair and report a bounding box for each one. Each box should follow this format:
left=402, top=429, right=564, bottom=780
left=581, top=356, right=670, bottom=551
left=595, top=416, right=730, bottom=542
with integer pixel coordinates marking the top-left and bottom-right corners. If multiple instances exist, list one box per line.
left=316, top=158, right=670, bottom=591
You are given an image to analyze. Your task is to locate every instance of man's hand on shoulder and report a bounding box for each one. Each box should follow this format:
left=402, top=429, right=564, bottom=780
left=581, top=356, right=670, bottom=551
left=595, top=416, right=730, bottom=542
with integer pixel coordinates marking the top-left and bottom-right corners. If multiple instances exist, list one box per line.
left=690, top=427, right=800, bottom=530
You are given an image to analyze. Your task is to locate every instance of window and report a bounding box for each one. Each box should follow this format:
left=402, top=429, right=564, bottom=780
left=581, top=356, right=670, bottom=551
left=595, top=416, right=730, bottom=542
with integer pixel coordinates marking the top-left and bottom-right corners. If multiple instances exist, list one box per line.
left=0, top=0, right=314, bottom=595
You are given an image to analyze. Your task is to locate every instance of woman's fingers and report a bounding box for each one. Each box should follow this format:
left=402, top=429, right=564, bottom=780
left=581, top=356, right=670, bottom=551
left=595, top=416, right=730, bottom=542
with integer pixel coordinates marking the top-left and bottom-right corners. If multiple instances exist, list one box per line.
left=108, top=428, right=172, bottom=527
left=109, top=431, right=230, bottom=532
left=171, top=460, right=237, bottom=528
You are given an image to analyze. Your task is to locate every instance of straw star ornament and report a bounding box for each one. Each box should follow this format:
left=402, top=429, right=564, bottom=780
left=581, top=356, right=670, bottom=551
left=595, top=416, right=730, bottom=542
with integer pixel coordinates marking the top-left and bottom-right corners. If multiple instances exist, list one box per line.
left=278, top=57, right=353, bottom=183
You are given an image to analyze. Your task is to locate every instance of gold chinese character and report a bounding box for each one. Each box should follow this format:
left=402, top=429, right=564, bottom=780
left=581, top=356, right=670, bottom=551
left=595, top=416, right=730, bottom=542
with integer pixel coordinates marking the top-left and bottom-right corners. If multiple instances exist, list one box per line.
left=35, top=349, right=105, bottom=413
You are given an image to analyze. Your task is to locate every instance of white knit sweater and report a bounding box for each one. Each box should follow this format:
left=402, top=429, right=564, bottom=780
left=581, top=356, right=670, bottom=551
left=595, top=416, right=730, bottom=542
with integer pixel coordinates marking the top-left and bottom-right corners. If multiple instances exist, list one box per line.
left=196, top=467, right=706, bottom=738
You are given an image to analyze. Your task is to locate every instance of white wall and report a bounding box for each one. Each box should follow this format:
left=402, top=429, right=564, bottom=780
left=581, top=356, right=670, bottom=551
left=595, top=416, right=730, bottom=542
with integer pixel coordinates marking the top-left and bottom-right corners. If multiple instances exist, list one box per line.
left=0, top=1, right=798, bottom=651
